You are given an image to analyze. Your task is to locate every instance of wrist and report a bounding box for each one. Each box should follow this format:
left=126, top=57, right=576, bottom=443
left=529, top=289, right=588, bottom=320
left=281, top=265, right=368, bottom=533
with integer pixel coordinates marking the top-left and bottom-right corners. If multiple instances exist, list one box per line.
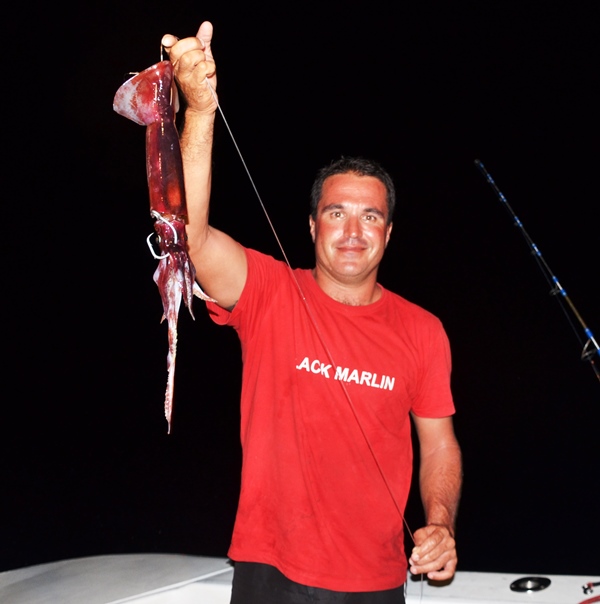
left=427, top=521, right=455, bottom=538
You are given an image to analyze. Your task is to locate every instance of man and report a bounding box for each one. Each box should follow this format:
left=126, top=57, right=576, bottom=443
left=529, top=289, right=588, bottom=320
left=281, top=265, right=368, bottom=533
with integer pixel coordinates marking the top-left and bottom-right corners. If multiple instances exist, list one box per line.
left=162, top=21, right=462, bottom=604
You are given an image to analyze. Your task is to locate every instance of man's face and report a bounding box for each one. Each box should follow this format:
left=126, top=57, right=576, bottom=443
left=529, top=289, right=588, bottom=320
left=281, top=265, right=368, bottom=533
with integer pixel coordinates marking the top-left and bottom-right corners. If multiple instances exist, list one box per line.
left=309, top=173, right=393, bottom=285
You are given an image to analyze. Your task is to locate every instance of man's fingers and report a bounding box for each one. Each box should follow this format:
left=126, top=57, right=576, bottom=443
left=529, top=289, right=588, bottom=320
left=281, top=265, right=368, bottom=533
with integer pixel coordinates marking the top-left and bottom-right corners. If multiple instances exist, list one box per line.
left=161, top=22, right=214, bottom=67
left=409, top=525, right=457, bottom=579
left=196, top=21, right=213, bottom=52
left=161, top=34, right=179, bottom=52
left=425, top=555, right=457, bottom=581
left=159, top=21, right=218, bottom=112
left=162, top=37, right=208, bottom=73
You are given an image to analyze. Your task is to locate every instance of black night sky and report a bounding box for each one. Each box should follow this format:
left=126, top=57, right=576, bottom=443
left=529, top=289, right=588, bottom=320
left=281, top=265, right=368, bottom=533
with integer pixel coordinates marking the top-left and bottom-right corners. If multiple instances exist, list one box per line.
left=3, top=1, right=598, bottom=577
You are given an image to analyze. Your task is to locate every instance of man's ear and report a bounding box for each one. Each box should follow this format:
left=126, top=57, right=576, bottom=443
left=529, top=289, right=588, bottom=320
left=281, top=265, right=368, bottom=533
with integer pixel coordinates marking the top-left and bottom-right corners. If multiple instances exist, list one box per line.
left=385, top=222, right=393, bottom=247
left=309, top=215, right=316, bottom=243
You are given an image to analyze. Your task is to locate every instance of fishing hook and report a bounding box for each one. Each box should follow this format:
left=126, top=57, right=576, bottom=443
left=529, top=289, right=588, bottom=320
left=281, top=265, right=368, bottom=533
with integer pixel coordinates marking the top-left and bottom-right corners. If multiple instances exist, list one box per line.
left=146, top=212, right=179, bottom=260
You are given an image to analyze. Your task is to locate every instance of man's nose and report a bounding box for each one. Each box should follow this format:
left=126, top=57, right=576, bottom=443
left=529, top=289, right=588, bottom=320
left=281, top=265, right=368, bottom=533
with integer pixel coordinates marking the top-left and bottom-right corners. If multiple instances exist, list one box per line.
left=344, top=215, right=362, bottom=238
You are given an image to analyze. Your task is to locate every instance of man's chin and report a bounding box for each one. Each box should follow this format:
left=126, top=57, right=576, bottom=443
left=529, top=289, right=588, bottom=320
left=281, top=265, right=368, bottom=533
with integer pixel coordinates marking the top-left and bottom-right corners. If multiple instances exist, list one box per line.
left=332, top=264, right=367, bottom=280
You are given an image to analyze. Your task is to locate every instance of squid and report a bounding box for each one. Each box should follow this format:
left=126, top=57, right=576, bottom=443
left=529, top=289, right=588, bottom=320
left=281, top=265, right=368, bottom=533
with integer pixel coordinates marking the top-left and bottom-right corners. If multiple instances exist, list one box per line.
left=113, top=60, right=215, bottom=433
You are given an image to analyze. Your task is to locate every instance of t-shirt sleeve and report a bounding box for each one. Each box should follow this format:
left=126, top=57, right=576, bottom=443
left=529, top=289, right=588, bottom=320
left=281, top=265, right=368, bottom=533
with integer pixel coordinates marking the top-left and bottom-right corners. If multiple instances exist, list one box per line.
left=204, top=247, right=283, bottom=332
left=410, top=318, right=455, bottom=418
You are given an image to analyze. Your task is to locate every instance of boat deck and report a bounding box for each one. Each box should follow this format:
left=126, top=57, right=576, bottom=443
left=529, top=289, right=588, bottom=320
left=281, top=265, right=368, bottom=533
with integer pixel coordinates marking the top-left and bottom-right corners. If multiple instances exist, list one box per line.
left=0, top=554, right=597, bottom=604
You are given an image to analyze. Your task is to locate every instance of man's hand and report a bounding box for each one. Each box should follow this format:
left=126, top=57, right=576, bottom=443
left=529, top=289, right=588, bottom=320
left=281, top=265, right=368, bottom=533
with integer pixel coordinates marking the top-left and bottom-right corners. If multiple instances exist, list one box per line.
left=161, top=21, right=217, bottom=115
left=409, top=523, right=457, bottom=581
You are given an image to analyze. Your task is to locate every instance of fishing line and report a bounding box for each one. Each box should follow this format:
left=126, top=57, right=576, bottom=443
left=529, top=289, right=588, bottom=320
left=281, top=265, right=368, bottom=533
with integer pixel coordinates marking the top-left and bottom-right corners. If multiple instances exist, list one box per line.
left=475, top=160, right=600, bottom=384
left=204, top=79, right=417, bottom=547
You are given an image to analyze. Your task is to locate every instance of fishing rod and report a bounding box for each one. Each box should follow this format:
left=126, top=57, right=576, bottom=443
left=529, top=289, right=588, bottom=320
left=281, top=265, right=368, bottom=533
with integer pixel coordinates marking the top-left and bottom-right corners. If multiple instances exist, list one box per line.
left=474, top=159, right=600, bottom=384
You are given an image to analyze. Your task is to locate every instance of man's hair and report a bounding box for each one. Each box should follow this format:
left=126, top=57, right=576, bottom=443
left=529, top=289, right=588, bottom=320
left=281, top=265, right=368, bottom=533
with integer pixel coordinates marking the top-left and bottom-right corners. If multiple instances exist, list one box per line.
left=310, top=156, right=396, bottom=223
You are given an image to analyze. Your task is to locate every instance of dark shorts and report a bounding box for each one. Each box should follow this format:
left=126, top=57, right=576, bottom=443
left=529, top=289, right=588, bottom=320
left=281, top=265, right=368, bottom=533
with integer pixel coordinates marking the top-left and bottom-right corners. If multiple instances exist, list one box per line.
left=230, top=561, right=406, bottom=604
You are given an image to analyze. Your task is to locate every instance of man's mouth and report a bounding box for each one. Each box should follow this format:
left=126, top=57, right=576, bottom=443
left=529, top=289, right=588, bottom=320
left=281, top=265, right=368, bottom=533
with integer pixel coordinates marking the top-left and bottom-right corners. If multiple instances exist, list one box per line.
left=336, top=239, right=368, bottom=253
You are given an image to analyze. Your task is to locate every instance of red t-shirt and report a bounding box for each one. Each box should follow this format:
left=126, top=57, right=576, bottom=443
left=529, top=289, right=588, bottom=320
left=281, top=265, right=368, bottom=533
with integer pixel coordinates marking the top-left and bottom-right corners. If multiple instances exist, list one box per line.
left=207, top=248, right=455, bottom=592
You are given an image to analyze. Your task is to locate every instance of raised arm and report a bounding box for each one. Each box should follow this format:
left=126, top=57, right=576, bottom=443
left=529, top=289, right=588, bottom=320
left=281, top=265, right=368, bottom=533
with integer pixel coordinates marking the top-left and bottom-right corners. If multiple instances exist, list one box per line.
left=162, top=22, right=247, bottom=310
left=409, top=415, right=463, bottom=580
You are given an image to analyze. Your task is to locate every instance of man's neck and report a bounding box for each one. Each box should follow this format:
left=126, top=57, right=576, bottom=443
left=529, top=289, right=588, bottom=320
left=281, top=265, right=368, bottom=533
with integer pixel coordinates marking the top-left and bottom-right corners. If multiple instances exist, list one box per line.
left=311, top=268, right=382, bottom=306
